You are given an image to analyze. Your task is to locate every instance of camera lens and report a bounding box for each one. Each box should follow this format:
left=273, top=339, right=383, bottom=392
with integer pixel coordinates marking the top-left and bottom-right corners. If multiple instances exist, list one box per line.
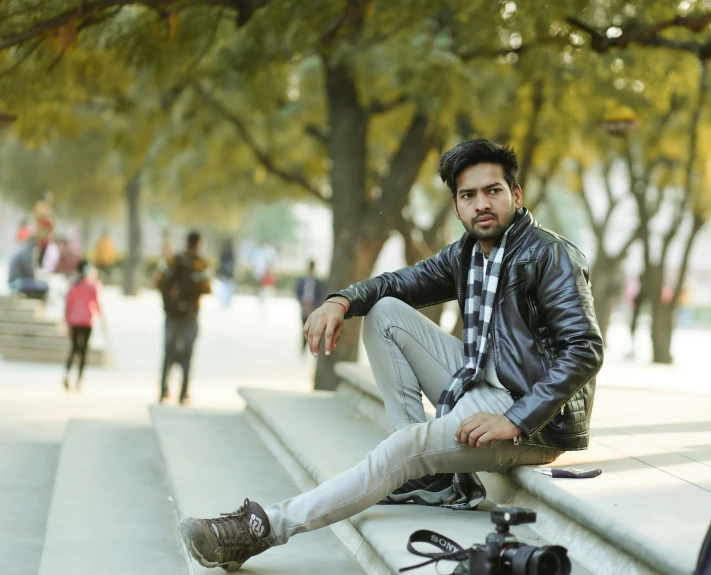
left=502, top=544, right=571, bottom=575
left=529, top=546, right=571, bottom=575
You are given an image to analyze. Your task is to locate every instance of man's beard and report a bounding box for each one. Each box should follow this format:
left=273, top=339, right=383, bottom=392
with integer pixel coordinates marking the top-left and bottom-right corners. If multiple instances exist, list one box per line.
left=462, top=204, right=516, bottom=241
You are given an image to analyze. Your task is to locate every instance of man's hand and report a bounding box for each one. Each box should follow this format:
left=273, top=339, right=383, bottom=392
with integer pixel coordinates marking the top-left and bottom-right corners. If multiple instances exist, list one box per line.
left=455, top=413, right=521, bottom=449
left=303, top=296, right=349, bottom=357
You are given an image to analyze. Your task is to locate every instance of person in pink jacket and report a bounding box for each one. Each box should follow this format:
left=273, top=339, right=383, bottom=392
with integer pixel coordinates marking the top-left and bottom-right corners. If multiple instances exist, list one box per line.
left=63, top=260, right=103, bottom=391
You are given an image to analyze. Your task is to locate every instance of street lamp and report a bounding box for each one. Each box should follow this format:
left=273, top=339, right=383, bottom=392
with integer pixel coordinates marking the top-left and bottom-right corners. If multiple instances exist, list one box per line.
left=600, top=107, right=639, bottom=137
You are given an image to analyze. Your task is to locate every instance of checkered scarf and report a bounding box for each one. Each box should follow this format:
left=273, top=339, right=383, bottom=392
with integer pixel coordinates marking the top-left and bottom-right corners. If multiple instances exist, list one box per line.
left=436, top=227, right=511, bottom=418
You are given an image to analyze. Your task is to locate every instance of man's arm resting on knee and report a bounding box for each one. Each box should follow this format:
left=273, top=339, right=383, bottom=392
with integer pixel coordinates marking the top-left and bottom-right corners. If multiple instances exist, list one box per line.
left=503, top=242, right=604, bottom=439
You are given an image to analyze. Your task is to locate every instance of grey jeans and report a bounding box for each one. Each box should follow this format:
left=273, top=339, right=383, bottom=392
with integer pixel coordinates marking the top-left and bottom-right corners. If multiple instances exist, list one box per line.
left=160, top=313, right=198, bottom=400
left=265, top=297, right=561, bottom=544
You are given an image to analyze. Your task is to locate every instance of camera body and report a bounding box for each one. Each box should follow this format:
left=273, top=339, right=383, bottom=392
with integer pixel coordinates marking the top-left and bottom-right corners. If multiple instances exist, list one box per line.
left=455, top=506, right=571, bottom=575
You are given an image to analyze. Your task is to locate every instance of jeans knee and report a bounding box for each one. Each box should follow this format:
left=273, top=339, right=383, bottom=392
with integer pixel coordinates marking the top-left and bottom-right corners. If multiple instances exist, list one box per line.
left=363, top=297, right=406, bottom=335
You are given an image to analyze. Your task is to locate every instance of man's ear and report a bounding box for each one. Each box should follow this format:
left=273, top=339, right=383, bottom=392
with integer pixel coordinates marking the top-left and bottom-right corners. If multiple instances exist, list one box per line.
left=452, top=196, right=461, bottom=221
left=513, top=185, right=523, bottom=209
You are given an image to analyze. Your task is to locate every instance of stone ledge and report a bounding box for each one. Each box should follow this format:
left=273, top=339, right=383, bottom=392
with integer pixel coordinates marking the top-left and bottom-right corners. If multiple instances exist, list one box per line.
left=333, top=361, right=700, bottom=575
left=238, top=388, right=649, bottom=575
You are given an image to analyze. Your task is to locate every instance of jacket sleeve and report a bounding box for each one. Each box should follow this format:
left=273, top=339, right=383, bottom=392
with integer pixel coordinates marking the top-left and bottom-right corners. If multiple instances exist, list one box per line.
left=504, top=241, right=604, bottom=438
left=329, top=242, right=459, bottom=319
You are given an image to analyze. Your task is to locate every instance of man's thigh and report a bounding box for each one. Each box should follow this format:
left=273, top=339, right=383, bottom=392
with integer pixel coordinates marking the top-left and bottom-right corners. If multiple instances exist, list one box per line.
left=403, top=384, right=559, bottom=474
left=364, top=297, right=465, bottom=405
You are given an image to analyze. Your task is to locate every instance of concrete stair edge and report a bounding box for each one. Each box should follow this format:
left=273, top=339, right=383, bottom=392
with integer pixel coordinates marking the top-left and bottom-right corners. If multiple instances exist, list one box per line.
left=333, top=362, right=677, bottom=575
left=0, top=346, right=107, bottom=365
left=241, top=408, right=393, bottom=575
left=149, top=406, right=369, bottom=575
left=510, top=465, right=691, bottom=575
left=237, top=390, right=392, bottom=575
left=238, top=388, right=649, bottom=575
left=37, top=419, right=190, bottom=575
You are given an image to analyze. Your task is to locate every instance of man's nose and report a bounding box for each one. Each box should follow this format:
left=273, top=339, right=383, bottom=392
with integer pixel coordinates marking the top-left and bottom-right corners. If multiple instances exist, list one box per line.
left=474, top=192, right=491, bottom=212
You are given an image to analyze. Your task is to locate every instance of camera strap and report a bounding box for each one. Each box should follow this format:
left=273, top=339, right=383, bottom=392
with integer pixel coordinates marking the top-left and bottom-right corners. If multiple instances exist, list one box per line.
left=399, top=529, right=470, bottom=572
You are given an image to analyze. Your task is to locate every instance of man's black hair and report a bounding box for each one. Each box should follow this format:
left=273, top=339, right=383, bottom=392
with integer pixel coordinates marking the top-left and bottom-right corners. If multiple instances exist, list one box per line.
left=438, top=139, right=520, bottom=197
left=187, top=230, right=201, bottom=250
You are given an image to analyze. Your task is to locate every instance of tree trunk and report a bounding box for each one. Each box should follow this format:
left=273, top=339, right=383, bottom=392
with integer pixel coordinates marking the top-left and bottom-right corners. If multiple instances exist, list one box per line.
left=122, top=172, right=142, bottom=296
left=313, top=59, right=436, bottom=390
left=590, top=253, right=624, bottom=342
left=651, top=300, right=674, bottom=364
left=314, top=226, right=388, bottom=391
left=314, top=61, right=371, bottom=391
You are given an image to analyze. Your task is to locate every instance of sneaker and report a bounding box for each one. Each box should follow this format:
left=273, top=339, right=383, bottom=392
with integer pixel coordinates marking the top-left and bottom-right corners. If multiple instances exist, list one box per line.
left=179, top=499, right=273, bottom=571
left=179, top=395, right=192, bottom=406
left=380, top=473, right=456, bottom=505
left=159, top=393, right=169, bottom=405
left=62, top=376, right=69, bottom=391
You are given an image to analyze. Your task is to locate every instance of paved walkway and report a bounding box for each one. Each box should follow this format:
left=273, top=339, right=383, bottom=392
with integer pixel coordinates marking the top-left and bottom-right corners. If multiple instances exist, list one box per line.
left=0, top=288, right=709, bottom=572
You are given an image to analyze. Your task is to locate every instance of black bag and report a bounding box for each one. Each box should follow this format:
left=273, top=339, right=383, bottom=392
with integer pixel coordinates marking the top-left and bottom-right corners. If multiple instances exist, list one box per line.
left=696, top=521, right=711, bottom=575
left=160, top=258, right=198, bottom=317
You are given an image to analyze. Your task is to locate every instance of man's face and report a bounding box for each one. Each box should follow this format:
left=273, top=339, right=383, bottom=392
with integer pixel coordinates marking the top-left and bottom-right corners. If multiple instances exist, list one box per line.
left=452, top=163, right=522, bottom=242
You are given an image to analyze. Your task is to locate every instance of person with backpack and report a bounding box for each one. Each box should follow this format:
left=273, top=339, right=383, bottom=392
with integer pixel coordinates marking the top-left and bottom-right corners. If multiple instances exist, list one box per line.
left=156, top=230, right=211, bottom=405
left=63, top=260, right=104, bottom=391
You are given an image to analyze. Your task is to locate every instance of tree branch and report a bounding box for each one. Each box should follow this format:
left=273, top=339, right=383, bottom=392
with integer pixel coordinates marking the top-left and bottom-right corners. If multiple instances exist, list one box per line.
left=305, top=124, right=330, bottom=145
left=0, top=0, right=265, bottom=52
left=671, top=214, right=705, bottom=308
left=526, top=154, right=560, bottom=213
left=0, top=38, right=42, bottom=79
left=566, top=13, right=711, bottom=53
left=198, top=86, right=329, bottom=203
left=517, top=79, right=544, bottom=190
left=575, top=162, right=603, bottom=242
left=368, top=94, right=409, bottom=114
left=370, top=113, right=437, bottom=222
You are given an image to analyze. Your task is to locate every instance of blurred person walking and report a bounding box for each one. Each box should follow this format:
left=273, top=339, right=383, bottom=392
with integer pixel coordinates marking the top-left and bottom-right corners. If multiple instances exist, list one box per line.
left=156, top=231, right=211, bottom=405
left=54, top=236, right=82, bottom=276
left=15, top=219, right=31, bottom=243
left=295, top=260, right=324, bottom=352
left=63, top=260, right=104, bottom=391
left=94, top=230, right=116, bottom=283
left=216, top=238, right=237, bottom=308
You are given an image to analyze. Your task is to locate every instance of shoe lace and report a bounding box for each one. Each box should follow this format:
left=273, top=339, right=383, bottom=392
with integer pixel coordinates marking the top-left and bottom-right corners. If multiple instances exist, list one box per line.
left=207, top=498, right=259, bottom=560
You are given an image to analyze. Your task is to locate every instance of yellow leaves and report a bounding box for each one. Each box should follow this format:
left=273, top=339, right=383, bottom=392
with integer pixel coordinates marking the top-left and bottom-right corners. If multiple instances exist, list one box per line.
left=168, top=11, right=179, bottom=41
left=47, top=18, right=79, bottom=53
left=155, top=10, right=179, bottom=41
left=253, top=165, right=267, bottom=184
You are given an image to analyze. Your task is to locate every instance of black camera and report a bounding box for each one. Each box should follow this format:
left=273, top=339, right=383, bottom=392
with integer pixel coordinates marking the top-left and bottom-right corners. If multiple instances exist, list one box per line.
left=454, top=506, right=571, bottom=575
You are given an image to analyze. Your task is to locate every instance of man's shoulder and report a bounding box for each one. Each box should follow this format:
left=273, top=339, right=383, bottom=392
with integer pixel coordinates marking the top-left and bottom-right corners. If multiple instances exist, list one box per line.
left=516, top=226, right=589, bottom=274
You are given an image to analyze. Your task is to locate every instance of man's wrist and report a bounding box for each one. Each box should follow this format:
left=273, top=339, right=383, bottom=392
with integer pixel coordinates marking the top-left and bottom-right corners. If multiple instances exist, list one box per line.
left=326, top=296, right=350, bottom=313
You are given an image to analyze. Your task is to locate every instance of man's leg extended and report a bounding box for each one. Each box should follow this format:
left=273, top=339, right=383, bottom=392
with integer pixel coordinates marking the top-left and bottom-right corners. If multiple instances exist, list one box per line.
left=362, top=297, right=465, bottom=430
left=264, top=382, right=559, bottom=545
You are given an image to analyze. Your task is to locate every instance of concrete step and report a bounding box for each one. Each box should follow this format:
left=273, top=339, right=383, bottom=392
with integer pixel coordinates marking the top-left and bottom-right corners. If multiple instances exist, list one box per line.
left=0, top=344, right=106, bottom=365
left=0, top=333, right=81, bottom=350
left=0, top=308, right=53, bottom=323
left=37, top=420, right=190, bottom=575
left=0, top=295, right=42, bottom=312
left=0, top=321, right=65, bottom=338
left=149, top=406, right=367, bottom=575
left=333, top=362, right=708, bottom=575
left=239, top=388, right=597, bottom=575
left=0, top=443, right=60, bottom=575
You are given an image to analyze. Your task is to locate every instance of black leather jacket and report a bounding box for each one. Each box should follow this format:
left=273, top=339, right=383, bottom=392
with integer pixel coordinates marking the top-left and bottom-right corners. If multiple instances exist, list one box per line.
left=333, top=209, right=604, bottom=451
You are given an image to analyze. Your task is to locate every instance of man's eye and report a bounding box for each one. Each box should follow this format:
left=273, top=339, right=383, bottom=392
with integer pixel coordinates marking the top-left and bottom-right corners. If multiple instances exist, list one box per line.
left=489, top=189, right=501, bottom=194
